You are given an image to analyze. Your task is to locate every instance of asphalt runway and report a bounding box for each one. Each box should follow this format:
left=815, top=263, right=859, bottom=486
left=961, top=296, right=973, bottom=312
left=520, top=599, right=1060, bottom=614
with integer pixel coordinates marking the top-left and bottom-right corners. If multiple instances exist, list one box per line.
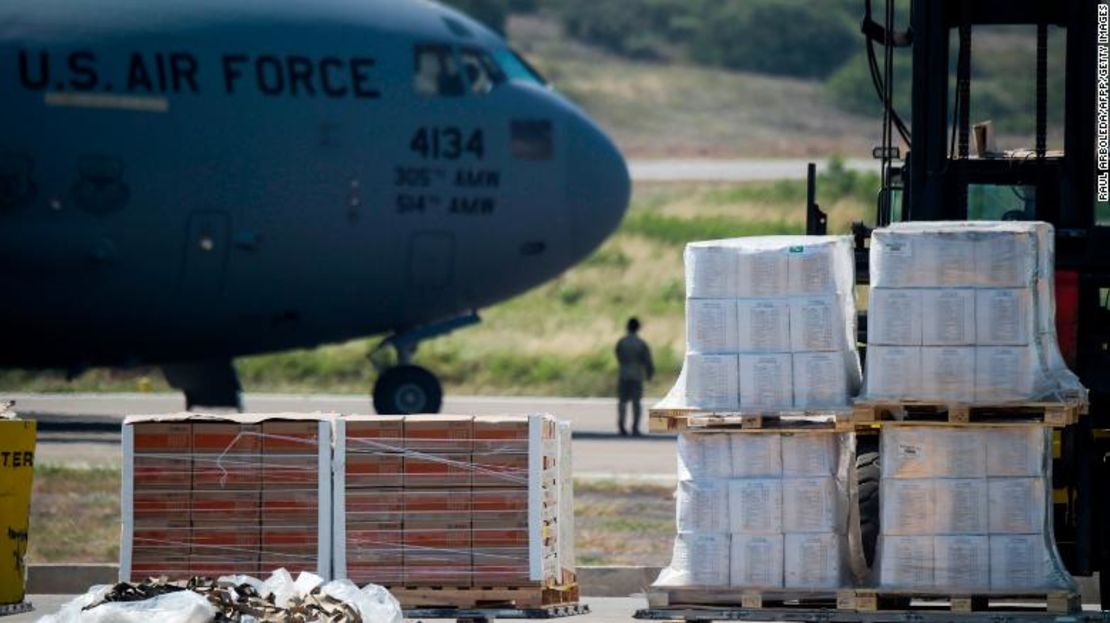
left=627, top=158, right=876, bottom=182
left=5, top=393, right=678, bottom=481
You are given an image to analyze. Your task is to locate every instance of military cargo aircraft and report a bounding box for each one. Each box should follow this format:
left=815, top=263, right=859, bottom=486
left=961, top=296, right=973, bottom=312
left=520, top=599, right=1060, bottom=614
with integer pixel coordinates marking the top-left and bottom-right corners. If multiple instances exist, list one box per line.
left=0, top=0, right=630, bottom=413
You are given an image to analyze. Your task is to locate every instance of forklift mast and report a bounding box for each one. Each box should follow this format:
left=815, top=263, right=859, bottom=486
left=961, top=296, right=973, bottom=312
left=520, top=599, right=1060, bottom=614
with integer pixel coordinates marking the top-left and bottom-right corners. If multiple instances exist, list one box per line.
left=836, top=0, right=1110, bottom=603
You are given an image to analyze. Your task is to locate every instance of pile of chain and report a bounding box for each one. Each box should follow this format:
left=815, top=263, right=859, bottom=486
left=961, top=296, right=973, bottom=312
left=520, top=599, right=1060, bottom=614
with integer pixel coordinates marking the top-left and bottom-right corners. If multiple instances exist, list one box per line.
left=83, top=577, right=364, bottom=623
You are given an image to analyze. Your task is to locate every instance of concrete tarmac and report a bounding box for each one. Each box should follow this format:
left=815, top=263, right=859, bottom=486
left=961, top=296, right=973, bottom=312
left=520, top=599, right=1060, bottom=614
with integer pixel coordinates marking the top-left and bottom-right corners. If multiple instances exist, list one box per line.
left=11, top=595, right=649, bottom=622
left=628, top=157, right=876, bottom=182
left=5, top=393, right=678, bottom=481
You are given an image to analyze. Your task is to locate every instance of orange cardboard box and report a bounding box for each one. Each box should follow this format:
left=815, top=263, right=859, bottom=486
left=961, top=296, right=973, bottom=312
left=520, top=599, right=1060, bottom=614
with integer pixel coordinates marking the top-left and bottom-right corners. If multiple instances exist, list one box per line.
left=403, top=415, right=473, bottom=454
left=404, top=564, right=472, bottom=586
left=260, top=554, right=317, bottom=574
left=403, top=454, right=472, bottom=488
left=192, top=422, right=261, bottom=454
left=472, top=511, right=529, bottom=529
left=472, top=527, right=529, bottom=548
left=261, top=489, right=318, bottom=525
left=472, top=489, right=529, bottom=512
left=263, top=455, right=319, bottom=488
left=403, top=490, right=471, bottom=515
left=192, top=453, right=261, bottom=489
left=191, top=527, right=261, bottom=559
left=345, top=416, right=405, bottom=454
left=131, top=422, right=192, bottom=453
left=261, top=527, right=317, bottom=549
left=133, top=490, right=190, bottom=526
left=192, top=490, right=260, bottom=526
left=345, top=490, right=403, bottom=523
left=472, top=546, right=530, bottom=585
left=403, top=522, right=471, bottom=553
left=190, top=558, right=260, bottom=578
left=262, top=421, right=320, bottom=454
left=132, top=526, right=192, bottom=553
left=472, top=416, right=530, bottom=454
left=347, top=563, right=403, bottom=586
left=132, top=455, right=192, bottom=489
left=471, top=454, right=529, bottom=488
left=345, top=454, right=403, bottom=488
left=346, top=526, right=403, bottom=558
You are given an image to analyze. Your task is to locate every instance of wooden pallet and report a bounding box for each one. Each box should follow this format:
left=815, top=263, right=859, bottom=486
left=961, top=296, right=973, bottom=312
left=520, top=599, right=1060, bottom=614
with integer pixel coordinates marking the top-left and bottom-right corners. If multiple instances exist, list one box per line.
left=850, top=397, right=1087, bottom=428
left=648, top=407, right=853, bottom=434
left=405, top=602, right=589, bottom=622
left=386, top=582, right=579, bottom=609
left=634, top=605, right=1103, bottom=623
left=841, top=589, right=1082, bottom=614
left=645, top=588, right=837, bottom=609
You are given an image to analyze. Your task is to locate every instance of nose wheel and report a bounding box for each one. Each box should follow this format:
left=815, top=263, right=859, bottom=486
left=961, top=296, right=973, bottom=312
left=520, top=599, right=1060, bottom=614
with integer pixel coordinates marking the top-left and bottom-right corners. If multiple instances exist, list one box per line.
left=373, top=365, right=443, bottom=414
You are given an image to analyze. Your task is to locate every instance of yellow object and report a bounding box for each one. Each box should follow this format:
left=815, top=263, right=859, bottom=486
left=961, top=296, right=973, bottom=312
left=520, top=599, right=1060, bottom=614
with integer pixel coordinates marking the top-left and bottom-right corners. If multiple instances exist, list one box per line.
left=0, top=420, right=35, bottom=605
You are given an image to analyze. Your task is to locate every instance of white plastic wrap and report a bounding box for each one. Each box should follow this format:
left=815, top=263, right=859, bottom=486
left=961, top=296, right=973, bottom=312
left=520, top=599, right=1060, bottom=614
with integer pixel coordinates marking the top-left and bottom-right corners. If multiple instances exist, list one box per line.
left=656, top=431, right=862, bottom=592
left=36, top=589, right=216, bottom=623
left=864, top=221, right=1086, bottom=404
left=874, top=425, right=1075, bottom=593
left=664, top=236, right=861, bottom=412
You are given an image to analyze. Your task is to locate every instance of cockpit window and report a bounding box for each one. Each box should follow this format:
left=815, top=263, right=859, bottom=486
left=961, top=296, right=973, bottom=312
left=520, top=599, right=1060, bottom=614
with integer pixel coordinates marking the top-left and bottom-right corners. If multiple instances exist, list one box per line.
left=460, top=48, right=505, bottom=95
left=414, top=44, right=465, bottom=97
left=493, top=48, right=548, bottom=86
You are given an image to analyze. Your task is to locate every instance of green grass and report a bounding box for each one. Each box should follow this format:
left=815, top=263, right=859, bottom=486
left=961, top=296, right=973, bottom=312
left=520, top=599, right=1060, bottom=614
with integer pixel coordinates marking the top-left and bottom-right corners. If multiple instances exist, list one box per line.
left=1, top=169, right=873, bottom=399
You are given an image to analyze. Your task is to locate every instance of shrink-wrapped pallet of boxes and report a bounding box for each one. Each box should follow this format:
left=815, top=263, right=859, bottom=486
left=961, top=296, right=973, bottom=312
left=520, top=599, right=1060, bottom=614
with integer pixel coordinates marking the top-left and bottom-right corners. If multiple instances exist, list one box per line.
left=120, top=413, right=332, bottom=581
left=861, top=221, right=1085, bottom=407
left=333, top=414, right=577, bottom=610
left=658, top=236, right=861, bottom=418
left=869, top=424, right=1076, bottom=608
left=652, top=430, right=864, bottom=602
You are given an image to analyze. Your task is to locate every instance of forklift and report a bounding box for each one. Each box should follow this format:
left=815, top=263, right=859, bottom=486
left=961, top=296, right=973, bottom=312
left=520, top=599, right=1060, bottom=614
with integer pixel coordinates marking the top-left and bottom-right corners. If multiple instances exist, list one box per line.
left=805, top=0, right=1110, bottom=611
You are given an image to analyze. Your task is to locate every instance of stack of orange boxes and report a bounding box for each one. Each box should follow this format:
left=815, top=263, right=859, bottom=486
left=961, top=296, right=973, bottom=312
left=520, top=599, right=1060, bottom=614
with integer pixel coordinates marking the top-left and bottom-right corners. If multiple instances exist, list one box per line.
left=260, top=419, right=327, bottom=575
left=129, top=421, right=192, bottom=578
left=472, top=416, right=531, bottom=585
left=402, top=415, right=474, bottom=586
left=122, top=414, right=331, bottom=582
left=340, top=415, right=404, bottom=585
left=190, top=420, right=261, bottom=577
left=334, top=413, right=575, bottom=597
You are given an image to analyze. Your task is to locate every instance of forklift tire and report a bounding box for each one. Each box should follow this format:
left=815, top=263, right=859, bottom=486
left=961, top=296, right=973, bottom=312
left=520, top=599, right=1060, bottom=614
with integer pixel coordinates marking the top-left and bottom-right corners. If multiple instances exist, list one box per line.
left=373, top=365, right=443, bottom=415
left=858, top=441, right=881, bottom=568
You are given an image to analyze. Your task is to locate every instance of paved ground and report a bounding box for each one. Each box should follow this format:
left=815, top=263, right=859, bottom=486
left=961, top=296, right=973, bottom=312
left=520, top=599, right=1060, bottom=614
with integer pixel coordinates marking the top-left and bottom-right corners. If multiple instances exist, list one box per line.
left=627, top=158, right=876, bottom=182
left=13, top=595, right=648, bottom=622
left=5, top=393, right=678, bottom=481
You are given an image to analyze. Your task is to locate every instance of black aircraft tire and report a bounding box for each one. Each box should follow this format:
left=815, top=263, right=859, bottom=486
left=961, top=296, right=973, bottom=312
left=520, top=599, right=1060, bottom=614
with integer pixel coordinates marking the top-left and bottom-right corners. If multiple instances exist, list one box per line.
left=373, top=365, right=443, bottom=415
left=858, top=445, right=881, bottom=569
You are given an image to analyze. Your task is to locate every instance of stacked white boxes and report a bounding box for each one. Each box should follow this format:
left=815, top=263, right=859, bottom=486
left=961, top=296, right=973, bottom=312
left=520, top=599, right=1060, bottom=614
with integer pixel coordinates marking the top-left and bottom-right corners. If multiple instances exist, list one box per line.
left=656, top=431, right=857, bottom=591
left=864, top=221, right=1084, bottom=403
left=668, top=236, right=861, bottom=411
left=875, top=425, right=1074, bottom=593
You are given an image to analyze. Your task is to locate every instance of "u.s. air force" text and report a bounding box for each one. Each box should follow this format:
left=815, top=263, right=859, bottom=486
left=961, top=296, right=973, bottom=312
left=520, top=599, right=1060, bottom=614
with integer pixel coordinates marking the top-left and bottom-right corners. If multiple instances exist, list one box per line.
left=16, top=49, right=380, bottom=98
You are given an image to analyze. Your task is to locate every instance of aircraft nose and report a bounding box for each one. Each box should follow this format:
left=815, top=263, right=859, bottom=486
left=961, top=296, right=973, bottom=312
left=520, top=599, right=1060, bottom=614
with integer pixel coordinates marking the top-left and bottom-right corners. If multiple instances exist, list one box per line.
left=567, top=119, right=630, bottom=259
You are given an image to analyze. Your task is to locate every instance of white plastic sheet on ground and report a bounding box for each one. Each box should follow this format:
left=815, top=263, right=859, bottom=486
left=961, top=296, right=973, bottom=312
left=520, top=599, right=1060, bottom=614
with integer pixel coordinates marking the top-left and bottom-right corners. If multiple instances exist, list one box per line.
left=663, top=235, right=861, bottom=412
left=863, top=221, right=1086, bottom=404
left=36, top=588, right=216, bottom=623
left=36, top=568, right=403, bottom=623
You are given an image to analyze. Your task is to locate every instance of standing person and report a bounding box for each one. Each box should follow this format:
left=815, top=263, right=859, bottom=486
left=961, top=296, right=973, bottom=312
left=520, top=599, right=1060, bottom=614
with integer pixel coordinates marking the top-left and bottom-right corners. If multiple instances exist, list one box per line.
left=615, top=317, right=654, bottom=436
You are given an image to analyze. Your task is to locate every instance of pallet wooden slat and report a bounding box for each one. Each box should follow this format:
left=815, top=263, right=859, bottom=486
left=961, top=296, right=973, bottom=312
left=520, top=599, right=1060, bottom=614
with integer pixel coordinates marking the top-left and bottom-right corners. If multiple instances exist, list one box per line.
left=386, top=583, right=579, bottom=610
left=648, top=407, right=853, bottom=434
left=851, top=397, right=1087, bottom=428
left=644, top=588, right=1081, bottom=615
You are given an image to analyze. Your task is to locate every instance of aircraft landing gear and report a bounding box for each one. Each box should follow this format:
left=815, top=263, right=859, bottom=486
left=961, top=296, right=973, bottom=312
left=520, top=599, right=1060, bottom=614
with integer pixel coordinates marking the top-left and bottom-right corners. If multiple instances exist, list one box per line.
left=373, top=365, right=442, bottom=415
left=370, top=312, right=480, bottom=415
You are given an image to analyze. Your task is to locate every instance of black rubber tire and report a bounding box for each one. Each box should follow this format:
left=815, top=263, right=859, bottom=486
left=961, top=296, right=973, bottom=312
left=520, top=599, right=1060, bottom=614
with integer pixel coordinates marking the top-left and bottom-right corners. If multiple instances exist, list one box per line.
left=857, top=438, right=881, bottom=569
left=372, top=365, right=443, bottom=415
